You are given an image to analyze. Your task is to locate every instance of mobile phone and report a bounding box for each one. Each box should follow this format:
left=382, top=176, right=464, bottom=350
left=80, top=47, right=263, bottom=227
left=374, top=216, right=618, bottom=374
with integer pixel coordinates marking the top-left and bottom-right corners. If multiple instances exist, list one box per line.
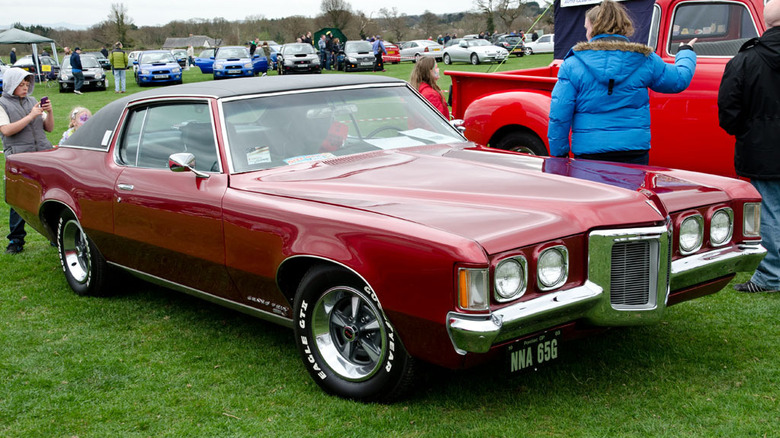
left=40, top=96, right=49, bottom=105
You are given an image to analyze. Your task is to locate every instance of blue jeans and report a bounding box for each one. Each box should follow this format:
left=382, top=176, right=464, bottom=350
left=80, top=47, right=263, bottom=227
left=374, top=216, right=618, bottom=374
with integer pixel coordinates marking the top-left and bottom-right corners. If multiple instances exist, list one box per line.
left=7, top=208, right=26, bottom=246
left=114, top=69, right=126, bottom=92
left=750, top=179, right=780, bottom=289
left=72, top=70, right=84, bottom=91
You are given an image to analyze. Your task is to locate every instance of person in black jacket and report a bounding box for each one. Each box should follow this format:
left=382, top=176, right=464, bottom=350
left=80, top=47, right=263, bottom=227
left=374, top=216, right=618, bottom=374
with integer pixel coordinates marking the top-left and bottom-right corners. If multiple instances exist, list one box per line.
left=70, top=48, right=84, bottom=95
left=718, top=0, right=780, bottom=293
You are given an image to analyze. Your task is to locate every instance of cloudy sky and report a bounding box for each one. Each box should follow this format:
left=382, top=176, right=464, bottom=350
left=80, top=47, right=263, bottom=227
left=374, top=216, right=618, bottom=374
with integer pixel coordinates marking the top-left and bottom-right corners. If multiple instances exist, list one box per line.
left=5, top=1, right=479, bottom=28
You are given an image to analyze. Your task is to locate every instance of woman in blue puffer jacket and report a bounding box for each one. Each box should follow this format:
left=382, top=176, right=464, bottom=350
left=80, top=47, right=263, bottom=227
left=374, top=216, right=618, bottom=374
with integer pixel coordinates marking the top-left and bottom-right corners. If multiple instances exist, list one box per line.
left=548, top=0, right=697, bottom=164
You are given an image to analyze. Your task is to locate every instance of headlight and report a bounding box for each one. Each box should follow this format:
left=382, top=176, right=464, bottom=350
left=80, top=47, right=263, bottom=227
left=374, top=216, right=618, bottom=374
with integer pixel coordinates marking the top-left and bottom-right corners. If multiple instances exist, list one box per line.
left=743, top=203, right=761, bottom=237
left=494, top=257, right=527, bottom=302
left=95, top=71, right=102, bottom=78
left=172, top=67, right=181, bottom=73
left=61, top=74, right=70, bottom=80
left=140, top=69, right=149, bottom=75
left=710, top=208, right=733, bottom=246
left=243, top=63, right=252, bottom=69
left=537, top=246, right=568, bottom=290
left=348, top=57, right=357, bottom=63
left=458, top=268, right=488, bottom=311
left=214, top=62, right=224, bottom=69
left=679, top=214, right=704, bottom=254
left=312, top=59, right=320, bottom=65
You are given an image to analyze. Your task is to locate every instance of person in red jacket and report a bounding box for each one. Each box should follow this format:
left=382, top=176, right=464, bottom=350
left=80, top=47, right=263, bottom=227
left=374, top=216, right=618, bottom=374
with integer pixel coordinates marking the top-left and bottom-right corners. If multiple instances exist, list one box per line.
left=410, top=56, right=449, bottom=119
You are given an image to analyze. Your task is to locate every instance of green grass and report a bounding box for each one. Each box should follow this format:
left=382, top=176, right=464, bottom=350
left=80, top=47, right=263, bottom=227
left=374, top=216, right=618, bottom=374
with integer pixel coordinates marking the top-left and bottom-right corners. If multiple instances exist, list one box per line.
left=2, top=54, right=778, bottom=436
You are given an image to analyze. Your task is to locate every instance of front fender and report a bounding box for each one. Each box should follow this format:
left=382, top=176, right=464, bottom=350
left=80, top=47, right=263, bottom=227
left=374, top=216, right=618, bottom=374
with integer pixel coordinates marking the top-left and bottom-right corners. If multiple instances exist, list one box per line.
left=462, top=90, right=552, bottom=148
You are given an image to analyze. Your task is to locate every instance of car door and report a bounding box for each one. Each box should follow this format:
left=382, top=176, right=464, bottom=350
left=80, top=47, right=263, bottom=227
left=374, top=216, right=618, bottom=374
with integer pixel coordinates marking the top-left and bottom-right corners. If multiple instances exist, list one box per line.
left=194, top=49, right=215, bottom=73
left=112, top=99, right=235, bottom=296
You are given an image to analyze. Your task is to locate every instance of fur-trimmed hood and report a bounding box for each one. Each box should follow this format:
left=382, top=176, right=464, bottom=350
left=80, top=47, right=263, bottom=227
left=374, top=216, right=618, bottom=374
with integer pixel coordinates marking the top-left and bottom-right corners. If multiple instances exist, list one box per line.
left=568, top=34, right=653, bottom=86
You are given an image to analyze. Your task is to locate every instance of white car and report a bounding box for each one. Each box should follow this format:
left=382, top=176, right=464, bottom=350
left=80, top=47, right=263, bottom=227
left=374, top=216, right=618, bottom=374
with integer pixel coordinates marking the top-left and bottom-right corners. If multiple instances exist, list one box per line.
left=128, top=50, right=142, bottom=72
left=441, top=38, right=509, bottom=65
left=524, top=34, right=554, bottom=55
left=399, top=40, right=443, bottom=62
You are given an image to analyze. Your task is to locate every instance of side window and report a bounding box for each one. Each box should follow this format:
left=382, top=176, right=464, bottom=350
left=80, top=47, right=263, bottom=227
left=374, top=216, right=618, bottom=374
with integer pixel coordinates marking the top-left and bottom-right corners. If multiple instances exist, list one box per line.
left=118, top=102, right=219, bottom=172
left=669, top=2, right=759, bottom=56
left=648, top=4, right=662, bottom=51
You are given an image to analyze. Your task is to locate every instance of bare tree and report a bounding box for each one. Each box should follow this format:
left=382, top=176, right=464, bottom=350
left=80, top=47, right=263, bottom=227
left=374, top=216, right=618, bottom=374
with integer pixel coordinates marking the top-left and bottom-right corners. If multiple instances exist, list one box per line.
left=107, top=3, right=134, bottom=45
left=473, top=0, right=496, bottom=34
left=495, top=0, right=525, bottom=32
left=320, top=0, right=353, bottom=30
left=354, top=10, right=374, bottom=41
left=417, top=11, right=440, bottom=40
left=379, top=7, right=408, bottom=42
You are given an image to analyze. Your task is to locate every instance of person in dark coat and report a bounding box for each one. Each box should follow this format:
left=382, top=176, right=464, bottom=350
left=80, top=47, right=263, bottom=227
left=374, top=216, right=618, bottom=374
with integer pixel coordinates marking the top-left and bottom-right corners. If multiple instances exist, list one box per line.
left=718, top=0, right=780, bottom=293
left=70, top=48, right=84, bottom=95
left=9, top=48, right=16, bottom=64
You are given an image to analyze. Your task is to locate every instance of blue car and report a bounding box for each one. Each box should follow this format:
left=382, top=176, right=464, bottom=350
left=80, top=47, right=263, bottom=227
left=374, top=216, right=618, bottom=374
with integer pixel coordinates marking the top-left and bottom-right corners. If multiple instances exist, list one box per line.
left=212, top=46, right=267, bottom=79
left=193, top=48, right=217, bottom=74
left=134, top=50, right=182, bottom=86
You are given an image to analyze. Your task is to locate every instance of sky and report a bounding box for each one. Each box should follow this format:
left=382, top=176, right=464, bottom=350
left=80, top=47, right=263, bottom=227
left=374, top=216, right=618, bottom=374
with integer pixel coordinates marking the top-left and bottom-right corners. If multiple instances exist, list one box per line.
left=3, top=1, right=479, bottom=29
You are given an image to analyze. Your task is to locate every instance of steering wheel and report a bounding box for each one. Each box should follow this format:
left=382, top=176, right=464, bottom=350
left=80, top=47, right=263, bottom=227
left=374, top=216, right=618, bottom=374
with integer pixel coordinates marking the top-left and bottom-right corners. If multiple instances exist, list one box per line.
left=365, top=125, right=402, bottom=139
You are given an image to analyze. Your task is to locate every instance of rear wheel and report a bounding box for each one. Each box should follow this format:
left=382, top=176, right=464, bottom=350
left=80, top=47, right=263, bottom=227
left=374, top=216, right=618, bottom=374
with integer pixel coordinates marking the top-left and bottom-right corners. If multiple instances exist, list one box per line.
left=57, top=213, right=111, bottom=296
left=493, top=131, right=547, bottom=155
left=293, top=266, right=416, bottom=402
left=443, top=53, right=452, bottom=65
left=524, top=47, right=533, bottom=56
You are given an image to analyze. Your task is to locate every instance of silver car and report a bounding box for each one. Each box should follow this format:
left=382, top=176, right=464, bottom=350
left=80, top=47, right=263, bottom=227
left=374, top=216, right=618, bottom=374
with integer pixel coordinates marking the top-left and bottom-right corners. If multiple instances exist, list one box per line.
left=441, top=38, right=509, bottom=65
left=399, top=40, right=443, bottom=62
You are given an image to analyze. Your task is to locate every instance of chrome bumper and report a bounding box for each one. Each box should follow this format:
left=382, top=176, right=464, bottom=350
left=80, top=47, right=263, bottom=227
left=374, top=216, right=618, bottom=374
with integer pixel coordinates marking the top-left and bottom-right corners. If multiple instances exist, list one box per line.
left=447, top=242, right=765, bottom=354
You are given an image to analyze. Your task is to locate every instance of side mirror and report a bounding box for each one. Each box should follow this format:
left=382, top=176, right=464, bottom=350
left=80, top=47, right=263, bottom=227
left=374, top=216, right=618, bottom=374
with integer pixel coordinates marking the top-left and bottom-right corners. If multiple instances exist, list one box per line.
left=450, top=119, right=466, bottom=133
left=169, top=152, right=209, bottom=178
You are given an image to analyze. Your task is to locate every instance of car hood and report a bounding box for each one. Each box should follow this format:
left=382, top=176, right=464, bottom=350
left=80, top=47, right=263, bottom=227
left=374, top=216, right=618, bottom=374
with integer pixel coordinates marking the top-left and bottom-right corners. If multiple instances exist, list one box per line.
left=229, top=145, right=730, bottom=254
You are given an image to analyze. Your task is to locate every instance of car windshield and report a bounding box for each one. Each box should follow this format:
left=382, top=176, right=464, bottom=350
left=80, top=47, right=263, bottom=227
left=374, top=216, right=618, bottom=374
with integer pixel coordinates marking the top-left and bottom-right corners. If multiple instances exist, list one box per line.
left=467, top=39, right=492, bottom=47
left=503, top=36, right=522, bottom=44
left=141, top=52, right=176, bottom=63
left=63, top=56, right=100, bottom=69
left=223, top=85, right=464, bottom=173
left=282, top=44, right=316, bottom=55
left=198, top=49, right=214, bottom=58
left=345, top=41, right=372, bottom=53
left=87, top=52, right=107, bottom=60
left=216, top=47, right=250, bottom=59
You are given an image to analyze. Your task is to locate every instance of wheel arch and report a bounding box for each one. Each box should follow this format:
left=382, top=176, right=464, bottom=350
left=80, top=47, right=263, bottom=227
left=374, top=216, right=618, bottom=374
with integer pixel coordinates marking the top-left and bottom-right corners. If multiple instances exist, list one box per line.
left=39, top=197, right=80, bottom=242
left=277, top=255, right=373, bottom=310
left=462, top=90, right=551, bottom=150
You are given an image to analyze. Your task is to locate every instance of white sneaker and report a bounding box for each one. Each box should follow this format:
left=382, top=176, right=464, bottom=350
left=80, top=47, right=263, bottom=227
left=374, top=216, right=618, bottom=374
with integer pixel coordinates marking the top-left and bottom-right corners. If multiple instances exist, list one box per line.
left=73, top=90, right=82, bottom=95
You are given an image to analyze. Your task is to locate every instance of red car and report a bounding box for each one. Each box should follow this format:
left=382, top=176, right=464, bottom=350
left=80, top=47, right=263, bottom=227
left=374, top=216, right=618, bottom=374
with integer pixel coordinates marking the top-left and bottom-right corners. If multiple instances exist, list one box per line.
left=5, top=75, right=765, bottom=401
left=384, top=42, right=400, bottom=64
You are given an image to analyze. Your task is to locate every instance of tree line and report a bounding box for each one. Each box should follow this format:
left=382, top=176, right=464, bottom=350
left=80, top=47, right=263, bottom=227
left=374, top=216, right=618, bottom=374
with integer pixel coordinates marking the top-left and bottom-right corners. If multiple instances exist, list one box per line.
left=4, top=0, right=552, bottom=55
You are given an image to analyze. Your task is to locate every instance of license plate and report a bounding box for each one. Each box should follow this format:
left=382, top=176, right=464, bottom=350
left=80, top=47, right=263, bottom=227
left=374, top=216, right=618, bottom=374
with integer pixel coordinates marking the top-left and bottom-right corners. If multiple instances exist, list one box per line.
left=228, top=70, right=241, bottom=74
left=154, top=74, right=168, bottom=79
left=360, top=62, right=373, bottom=66
left=507, top=329, right=561, bottom=373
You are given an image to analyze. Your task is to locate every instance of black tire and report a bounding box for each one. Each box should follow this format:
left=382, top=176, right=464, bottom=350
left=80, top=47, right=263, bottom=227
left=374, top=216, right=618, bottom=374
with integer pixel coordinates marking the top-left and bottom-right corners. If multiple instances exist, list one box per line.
left=443, top=53, right=452, bottom=65
left=293, top=266, right=416, bottom=402
left=414, top=53, right=421, bottom=63
left=524, top=47, right=533, bottom=56
left=56, top=213, right=111, bottom=296
left=470, top=53, right=480, bottom=65
left=493, top=131, right=548, bottom=155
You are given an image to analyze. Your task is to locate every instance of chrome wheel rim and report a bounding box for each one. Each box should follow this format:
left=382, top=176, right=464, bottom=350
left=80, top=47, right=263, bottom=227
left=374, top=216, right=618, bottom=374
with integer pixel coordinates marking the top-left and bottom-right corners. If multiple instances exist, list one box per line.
left=61, top=220, right=90, bottom=284
left=312, top=286, right=386, bottom=381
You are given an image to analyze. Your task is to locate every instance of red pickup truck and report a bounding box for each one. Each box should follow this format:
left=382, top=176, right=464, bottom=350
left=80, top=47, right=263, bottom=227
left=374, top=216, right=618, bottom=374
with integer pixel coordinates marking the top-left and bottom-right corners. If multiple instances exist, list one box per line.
left=448, top=0, right=766, bottom=177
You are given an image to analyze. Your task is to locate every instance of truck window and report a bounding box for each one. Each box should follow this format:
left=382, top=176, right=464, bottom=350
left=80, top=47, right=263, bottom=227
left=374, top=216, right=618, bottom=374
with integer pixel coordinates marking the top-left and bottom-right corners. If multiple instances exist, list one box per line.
left=648, top=4, right=662, bottom=50
left=668, top=2, right=759, bottom=56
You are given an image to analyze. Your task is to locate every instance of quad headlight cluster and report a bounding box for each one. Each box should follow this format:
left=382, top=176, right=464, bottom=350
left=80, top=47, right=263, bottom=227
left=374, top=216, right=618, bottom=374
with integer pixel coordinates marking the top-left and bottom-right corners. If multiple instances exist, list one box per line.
left=458, top=245, right=569, bottom=310
left=678, top=207, right=740, bottom=255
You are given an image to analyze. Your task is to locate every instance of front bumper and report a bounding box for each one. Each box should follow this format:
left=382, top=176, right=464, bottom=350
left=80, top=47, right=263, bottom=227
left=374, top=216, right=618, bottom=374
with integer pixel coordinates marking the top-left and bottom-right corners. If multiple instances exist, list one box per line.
left=138, top=72, right=181, bottom=83
left=214, top=68, right=253, bottom=78
left=447, top=227, right=765, bottom=354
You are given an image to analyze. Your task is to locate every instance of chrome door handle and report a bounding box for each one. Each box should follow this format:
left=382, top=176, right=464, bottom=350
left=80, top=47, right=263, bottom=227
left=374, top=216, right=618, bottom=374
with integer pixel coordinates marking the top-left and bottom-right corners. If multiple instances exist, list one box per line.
left=117, top=183, right=134, bottom=191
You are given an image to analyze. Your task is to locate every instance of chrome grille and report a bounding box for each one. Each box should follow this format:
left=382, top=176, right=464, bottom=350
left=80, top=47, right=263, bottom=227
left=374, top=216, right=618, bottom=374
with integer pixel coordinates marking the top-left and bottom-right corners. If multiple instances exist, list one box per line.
left=610, top=241, right=651, bottom=306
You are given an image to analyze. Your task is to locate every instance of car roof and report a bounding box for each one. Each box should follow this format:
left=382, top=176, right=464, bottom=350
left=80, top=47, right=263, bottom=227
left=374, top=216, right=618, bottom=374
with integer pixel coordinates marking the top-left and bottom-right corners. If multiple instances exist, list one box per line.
left=66, top=75, right=408, bottom=150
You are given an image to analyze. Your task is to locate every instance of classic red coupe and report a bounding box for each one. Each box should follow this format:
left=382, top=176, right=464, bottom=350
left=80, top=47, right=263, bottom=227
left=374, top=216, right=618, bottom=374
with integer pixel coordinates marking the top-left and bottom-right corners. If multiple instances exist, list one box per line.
left=5, top=75, right=765, bottom=401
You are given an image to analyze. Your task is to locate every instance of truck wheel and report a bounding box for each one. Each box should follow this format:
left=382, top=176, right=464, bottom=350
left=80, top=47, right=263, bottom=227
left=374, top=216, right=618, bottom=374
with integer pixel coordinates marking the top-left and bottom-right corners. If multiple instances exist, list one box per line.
left=443, top=53, right=452, bottom=65
left=493, top=131, right=547, bottom=155
left=293, top=265, right=416, bottom=402
left=470, top=53, right=480, bottom=65
left=57, top=213, right=111, bottom=296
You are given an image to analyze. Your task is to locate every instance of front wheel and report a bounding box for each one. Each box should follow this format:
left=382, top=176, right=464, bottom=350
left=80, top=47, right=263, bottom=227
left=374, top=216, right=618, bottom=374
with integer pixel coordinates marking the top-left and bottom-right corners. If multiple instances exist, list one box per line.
left=443, top=53, right=452, bottom=65
left=493, top=131, right=547, bottom=155
left=57, top=213, right=111, bottom=296
left=293, top=266, right=416, bottom=402
left=470, top=53, right=480, bottom=65
left=524, top=47, right=533, bottom=56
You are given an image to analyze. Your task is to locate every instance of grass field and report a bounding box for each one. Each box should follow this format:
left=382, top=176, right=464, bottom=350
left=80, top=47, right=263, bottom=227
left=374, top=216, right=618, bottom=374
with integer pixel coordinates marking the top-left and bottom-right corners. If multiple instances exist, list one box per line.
left=1, top=55, right=778, bottom=437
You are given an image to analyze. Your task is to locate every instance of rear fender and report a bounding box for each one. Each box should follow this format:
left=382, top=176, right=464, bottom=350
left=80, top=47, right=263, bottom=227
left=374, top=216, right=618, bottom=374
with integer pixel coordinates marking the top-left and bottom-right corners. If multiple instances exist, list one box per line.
left=462, top=90, right=551, bottom=148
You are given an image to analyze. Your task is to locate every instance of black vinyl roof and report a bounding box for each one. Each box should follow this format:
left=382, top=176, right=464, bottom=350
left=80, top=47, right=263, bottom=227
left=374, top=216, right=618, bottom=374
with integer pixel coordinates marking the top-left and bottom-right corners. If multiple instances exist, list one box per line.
left=60, top=75, right=408, bottom=150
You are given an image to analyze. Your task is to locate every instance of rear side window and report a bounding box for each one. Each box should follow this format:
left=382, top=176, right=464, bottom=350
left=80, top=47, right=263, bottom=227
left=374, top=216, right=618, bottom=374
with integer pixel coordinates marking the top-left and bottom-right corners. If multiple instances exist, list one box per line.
left=668, top=2, right=759, bottom=56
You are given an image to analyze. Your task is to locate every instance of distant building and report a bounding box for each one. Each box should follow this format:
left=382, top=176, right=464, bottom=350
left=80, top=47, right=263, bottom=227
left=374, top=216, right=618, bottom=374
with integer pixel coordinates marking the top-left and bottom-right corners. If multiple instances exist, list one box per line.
left=162, top=35, right=221, bottom=49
